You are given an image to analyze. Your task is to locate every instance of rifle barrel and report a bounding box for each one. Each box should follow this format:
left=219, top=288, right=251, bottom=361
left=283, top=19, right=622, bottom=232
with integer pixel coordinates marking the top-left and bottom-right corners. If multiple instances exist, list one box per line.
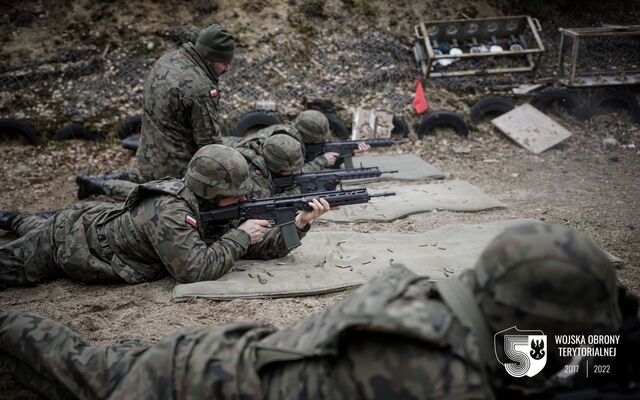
left=369, top=191, right=396, bottom=198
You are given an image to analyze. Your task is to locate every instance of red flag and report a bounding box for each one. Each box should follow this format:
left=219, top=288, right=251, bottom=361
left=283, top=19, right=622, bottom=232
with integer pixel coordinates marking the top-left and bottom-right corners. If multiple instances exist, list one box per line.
left=413, top=80, right=428, bottom=114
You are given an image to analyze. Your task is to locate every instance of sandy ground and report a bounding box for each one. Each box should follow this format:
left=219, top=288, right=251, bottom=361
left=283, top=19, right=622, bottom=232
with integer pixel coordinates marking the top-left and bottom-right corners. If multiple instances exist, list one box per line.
left=1, top=106, right=639, bottom=397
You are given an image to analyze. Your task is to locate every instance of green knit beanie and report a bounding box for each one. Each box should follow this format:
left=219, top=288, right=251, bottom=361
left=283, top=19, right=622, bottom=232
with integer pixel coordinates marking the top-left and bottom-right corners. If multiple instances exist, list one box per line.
left=195, top=23, right=235, bottom=62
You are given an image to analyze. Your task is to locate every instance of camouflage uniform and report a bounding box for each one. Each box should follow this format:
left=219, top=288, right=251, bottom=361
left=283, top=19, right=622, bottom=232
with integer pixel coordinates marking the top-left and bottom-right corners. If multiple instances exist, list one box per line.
left=0, top=178, right=305, bottom=287
left=292, top=110, right=332, bottom=173
left=0, top=223, right=623, bottom=399
left=102, top=179, right=138, bottom=201
left=233, top=134, right=304, bottom=199
left=102, top=24, right=235, bottom=198
left=242, top=115, right=330, bottom=174
left=135, top=42, right=225, bottom=181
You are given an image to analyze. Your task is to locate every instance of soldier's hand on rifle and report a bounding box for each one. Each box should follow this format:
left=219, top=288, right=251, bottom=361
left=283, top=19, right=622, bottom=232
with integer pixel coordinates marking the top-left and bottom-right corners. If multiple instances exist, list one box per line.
left=323, top=152, right=339, bottom=166
left=238, top=219, right=270, bottom=244
left=295, top=198, right=331, bottom=229
left=354, top=143, right=371, bottom=153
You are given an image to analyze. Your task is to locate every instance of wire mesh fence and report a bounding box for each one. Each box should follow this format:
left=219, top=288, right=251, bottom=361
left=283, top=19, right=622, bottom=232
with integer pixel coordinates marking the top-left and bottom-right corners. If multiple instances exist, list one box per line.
left=0, top=26, right=420, bottom=136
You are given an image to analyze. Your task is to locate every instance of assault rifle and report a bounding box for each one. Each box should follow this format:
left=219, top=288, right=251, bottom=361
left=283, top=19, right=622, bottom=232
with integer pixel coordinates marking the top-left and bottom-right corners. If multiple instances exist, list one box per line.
left=200, top=188, right=395, bottom=250
left=305, top=139, right=408, bottom=169
left=272, top=167, right=398, bottom=194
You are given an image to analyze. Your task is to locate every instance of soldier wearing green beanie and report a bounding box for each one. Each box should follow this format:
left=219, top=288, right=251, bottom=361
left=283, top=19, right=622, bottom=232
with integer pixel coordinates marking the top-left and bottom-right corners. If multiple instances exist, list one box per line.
left=75, top=23, right=237, bottom=201
left=195, top=23, right=236, bottom=63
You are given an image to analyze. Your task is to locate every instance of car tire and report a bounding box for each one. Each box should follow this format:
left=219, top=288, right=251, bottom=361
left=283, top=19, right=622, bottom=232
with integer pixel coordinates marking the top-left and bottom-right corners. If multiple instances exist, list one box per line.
left=470, top=96, right=515, bottom=126
left=234, top=111, right=282, bottom=137
left=52, top=122, right=103, bottom=141
left=530, top=89, right=586, bottom=120
left=417, top=110, right=469, bottom=138
left=588, top=88, right=640, bottom=123
left=322, top=112, right=349, bottom=139
left=118, top=114, right=142, bottom=139
left=391, top=116, right=409, bottom=136
left=0, top=118, right=43, bottom=145
left=303, top=97, right=337, bottom=113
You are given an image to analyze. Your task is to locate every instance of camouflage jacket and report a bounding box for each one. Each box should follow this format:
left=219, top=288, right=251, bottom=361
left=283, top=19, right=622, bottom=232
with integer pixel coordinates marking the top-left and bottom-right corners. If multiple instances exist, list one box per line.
left=244, top=124, right=329, bottom=174
left=234, top=139, right=300, bottom=199
left=255, top=265, right=493, bottom=399
left=92, top=266, right=493, bottom=399
left=136, top=43, right=224, bottom=181
left=73, top=179, right=304, bottom=284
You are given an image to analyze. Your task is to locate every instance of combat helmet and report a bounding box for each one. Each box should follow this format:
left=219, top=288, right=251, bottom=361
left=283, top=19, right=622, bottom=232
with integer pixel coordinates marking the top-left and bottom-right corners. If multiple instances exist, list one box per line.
left=262, top=134, right=304, bottom=173
left=472, top=222, right=622, bottom=334
left=185, top=144, right=252, bottom=199
left=294, top=110, right=330, bottom=143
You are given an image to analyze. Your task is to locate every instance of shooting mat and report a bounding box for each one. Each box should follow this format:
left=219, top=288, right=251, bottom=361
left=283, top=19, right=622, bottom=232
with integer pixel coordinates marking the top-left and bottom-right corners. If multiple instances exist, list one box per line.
left=172, top=219, right=621, bottom=300
left=347, top=153, right=445, bottom=181
left=322, top=180, right=505, bottom=223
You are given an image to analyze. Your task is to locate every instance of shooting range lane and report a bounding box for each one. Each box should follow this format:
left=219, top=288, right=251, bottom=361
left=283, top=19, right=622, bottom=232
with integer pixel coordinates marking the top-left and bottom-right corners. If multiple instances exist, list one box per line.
left=172, top=219, right=621, bottom=300
left=321, top=180, right=506, bottom=223
left=346, top=154, right=446, bottom=181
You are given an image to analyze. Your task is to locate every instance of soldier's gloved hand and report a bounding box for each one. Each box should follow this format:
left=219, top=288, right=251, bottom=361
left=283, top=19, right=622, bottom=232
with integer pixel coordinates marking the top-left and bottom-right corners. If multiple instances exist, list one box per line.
left=322, top=152, right=339, bottom=166
left=354, top=143, right=371, bottom=153
left=295, top=198, right=331, bottom=229
left=238, top=219, right=270, bottom=244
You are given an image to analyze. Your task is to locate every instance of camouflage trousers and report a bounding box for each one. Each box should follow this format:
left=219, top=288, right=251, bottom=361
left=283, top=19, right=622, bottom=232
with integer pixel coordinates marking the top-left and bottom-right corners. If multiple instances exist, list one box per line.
left=0, top=206, right=122, bottom=287
left=0, top=213, right=64, bottom=285
left=10, top=214, right=47, bottom=236
left=0, top=311, right=272, bottom=400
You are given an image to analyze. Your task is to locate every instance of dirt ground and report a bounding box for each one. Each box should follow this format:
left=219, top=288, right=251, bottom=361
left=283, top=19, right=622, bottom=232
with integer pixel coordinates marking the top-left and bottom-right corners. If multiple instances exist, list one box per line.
left=1, top=0, right=640, bottom=398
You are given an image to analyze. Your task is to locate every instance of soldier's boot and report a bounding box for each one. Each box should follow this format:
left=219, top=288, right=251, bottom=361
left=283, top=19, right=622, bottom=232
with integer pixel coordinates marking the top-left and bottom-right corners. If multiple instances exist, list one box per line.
left=76, top=173, right=106, bottom=200
left=0, top=211, right=18, bottom=233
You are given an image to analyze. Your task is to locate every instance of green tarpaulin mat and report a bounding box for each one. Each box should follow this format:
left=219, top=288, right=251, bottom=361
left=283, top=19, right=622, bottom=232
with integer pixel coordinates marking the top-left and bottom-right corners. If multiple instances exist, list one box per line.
left=322, top=180, right=505, bottom=223
left=173, top=219, right=621, bottom=300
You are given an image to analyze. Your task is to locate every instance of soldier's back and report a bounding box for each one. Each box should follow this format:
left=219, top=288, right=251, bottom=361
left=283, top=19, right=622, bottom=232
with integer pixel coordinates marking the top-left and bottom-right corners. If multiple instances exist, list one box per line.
left=257, top=266, right=493, bottom=399
left=137, top=45, right=220, bottom=180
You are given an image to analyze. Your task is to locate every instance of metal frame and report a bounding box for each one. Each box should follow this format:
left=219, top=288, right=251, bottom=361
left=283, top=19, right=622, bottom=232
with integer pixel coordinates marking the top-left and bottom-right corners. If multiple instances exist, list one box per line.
left=414, top=15, right=545, bottom=78
left=558, top=26, right=640, bottom=87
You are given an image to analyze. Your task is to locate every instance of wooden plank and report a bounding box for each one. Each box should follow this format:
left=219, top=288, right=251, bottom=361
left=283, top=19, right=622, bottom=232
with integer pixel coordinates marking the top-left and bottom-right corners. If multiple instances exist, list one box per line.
left=491, top=103, right=572, bottom=154
left=351, top=108, right=393, bottom=140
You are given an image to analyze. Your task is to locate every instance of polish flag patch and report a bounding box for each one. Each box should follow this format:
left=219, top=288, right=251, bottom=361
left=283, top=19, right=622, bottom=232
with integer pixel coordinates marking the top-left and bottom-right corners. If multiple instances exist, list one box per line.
left=209, top=89, right=218, bottom=97
left=185, top=214, right=198, bottom=228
